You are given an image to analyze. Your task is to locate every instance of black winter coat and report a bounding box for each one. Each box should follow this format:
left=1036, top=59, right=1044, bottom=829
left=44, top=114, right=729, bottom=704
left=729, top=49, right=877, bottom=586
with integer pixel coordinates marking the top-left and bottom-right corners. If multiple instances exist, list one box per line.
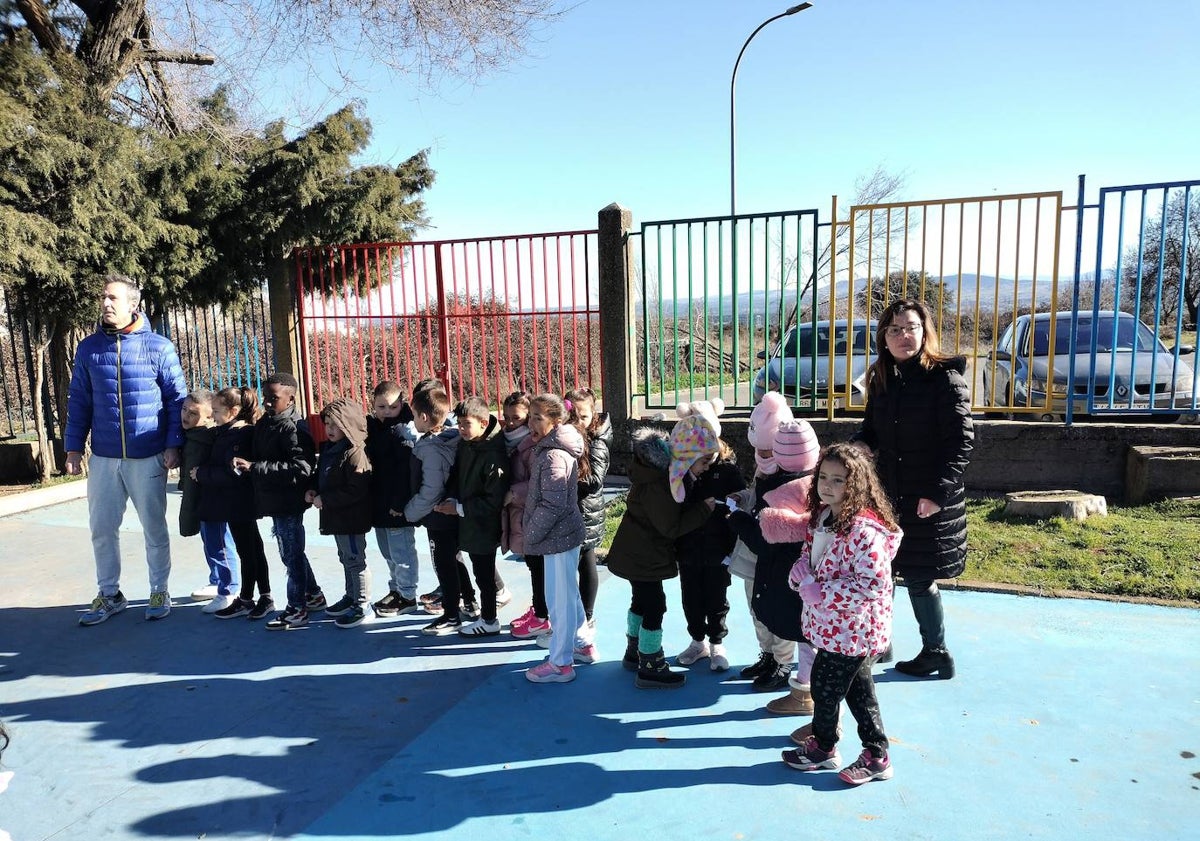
left=578, top=413, right=613, bottom=550
left=728, top=476, right=810, bottom=644
left=678, top=459, right=746, bottom=567
left=196, top=422, right=257, bottom=523
left=855, top=355, right=974, bottom=580
left=248, top=404, right=316, bottom=518
left=366, top=412, right=415, bottom=529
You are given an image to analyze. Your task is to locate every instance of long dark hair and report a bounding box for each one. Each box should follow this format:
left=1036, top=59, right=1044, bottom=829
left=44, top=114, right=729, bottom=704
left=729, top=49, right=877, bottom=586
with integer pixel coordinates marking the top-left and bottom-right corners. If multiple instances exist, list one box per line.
left=865, top=299, right=955, bottom=397
left=214, top=386, right=261, bottom=424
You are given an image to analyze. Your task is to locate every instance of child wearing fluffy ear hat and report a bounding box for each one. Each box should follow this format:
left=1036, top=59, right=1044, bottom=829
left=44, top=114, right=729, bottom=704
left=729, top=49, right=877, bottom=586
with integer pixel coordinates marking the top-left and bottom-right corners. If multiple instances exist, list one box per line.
left=606, top=401, right=723, bottom=690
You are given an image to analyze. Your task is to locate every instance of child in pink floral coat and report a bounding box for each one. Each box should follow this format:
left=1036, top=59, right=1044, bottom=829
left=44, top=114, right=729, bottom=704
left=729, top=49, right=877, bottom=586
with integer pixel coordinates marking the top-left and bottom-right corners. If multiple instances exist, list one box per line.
left=780, top=443, right=903, bottom=786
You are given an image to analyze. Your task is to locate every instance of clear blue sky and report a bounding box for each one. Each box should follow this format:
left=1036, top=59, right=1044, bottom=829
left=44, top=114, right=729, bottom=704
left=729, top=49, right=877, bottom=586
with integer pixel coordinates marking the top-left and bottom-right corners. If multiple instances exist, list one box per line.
left=268, top=0, right=1200, bottom=242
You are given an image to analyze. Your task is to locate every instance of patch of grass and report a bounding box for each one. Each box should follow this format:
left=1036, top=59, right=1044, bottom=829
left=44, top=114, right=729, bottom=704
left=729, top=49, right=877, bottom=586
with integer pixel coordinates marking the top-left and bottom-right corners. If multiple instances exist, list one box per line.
left=601, top=495, right=626, bottom=551
left=966, top=497, right=1200, bottom=602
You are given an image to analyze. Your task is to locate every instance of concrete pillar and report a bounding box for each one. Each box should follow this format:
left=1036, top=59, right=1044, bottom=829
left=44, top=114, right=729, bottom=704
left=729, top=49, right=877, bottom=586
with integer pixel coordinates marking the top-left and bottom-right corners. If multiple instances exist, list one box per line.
left=268, top=255, right=306, bottom=413
left=598, top=203, right=636, bottom=429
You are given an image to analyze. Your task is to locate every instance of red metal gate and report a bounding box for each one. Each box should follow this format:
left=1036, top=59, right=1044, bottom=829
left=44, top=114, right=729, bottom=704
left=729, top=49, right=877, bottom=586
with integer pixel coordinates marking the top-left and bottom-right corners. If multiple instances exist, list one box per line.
left=294, top=230, right=602, bottom=414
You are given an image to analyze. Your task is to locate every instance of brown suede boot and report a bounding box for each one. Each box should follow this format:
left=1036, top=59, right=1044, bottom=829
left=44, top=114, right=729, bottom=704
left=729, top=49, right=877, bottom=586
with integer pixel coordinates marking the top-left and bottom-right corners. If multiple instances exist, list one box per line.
left=791, top=719, right=843, bottom=746
left=766, top=686, right=814, bottom=716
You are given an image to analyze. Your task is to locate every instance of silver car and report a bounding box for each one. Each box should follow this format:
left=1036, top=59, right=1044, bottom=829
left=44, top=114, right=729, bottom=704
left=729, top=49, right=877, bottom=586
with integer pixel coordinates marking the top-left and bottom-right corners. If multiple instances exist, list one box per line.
left=982, top=311, right=1197, bottom=420
left=751, top=318, right=878, bottom=406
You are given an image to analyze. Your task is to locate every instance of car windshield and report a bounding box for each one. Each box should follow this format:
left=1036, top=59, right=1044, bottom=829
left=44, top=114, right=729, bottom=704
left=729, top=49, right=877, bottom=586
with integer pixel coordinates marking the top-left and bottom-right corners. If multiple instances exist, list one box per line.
left=780, top=324, right=875, bottom=356
left=1030, top=316, right=1163, bottom=355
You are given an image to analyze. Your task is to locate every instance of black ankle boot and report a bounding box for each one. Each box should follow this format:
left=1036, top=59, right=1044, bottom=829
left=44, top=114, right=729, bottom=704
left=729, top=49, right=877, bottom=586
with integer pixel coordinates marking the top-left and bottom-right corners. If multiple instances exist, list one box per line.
left=740, top=651, right=775, bottom=680
left=623, top=635, right=639, bottom=671
left=752, top=661, right=792, bottom=692
left=895, top=647, right=955, bottom=679
left=636, top=649, right=686, bottom=689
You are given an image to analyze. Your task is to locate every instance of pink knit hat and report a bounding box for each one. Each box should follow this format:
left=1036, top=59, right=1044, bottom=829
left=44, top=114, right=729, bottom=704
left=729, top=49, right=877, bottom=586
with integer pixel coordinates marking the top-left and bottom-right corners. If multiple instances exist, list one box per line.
left=748, top=391, right=792, bottom=449
left=773, top=419, right=820, bottom=474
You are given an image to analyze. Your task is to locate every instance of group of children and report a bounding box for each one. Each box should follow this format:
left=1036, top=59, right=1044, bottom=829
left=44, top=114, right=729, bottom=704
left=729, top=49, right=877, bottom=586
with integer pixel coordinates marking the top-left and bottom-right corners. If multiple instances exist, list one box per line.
left=607, top=392, right=902, bottom=787
left=180, top=375, right=902, bottom=786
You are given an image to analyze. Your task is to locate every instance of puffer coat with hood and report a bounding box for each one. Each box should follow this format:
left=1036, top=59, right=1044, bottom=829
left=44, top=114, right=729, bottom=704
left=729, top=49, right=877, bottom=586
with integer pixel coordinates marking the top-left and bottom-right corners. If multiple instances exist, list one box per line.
left=855, top=355, right=973, bottom=580
left=577, top=413, right=613, bottom=551
left=606, top=428, right=711, bottom=583
left=315, top=398, right=372, bottom=536
left=454, top=414, right=510, bottom=554
left=522, top=422, right=586, bottom=556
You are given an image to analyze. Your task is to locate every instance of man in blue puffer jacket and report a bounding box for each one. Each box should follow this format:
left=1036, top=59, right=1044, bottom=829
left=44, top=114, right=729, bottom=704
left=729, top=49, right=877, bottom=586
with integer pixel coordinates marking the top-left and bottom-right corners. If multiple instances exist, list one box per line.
left=65, top=275, right=188, bottom=626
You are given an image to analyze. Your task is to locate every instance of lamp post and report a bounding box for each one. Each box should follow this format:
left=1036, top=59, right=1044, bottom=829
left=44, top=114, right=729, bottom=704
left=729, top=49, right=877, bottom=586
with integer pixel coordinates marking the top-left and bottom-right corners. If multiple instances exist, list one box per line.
left=730, top=3, right=812, bottom=220
left=729, top=4, right=811, bottom=403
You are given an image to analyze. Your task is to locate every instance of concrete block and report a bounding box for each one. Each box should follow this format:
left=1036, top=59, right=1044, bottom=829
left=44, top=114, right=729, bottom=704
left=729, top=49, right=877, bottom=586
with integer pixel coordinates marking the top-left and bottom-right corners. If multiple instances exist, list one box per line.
left=1125, top=445, right=1200, bottom=504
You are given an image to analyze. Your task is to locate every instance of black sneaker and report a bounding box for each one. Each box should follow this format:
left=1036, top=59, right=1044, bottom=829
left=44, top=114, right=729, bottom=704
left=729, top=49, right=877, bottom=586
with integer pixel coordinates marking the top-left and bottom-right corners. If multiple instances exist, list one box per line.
left=372, top=591, right=403, bottom=616
left=418, top=588, right=442, bottom=608
left=214, top=597, right=254, bottom=620
left=335, top=606, right=366, bottom=628
left=266, top=607, right=308, bottom=631
left=753, top=662, right=793, bottom=692
left=421, top=614, right=462, bottom=636
left=324, top=595, right=354, bottom=617
left=393, top=596, right=418, bottom=615
left=248, top=595, right=275, bottom=621
left=461, top=600, right=481, bottom=622
left=305, top=591, right=327, bottom=611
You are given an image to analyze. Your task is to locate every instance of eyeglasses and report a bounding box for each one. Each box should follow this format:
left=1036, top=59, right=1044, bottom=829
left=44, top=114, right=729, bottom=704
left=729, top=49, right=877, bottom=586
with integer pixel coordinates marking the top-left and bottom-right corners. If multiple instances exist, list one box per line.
left=885, top=324, right=923, bottom=338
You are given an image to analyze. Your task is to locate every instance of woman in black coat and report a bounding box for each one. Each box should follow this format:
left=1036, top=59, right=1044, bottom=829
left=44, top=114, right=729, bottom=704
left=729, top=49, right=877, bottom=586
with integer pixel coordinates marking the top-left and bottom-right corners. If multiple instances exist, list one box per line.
left=855, top=300, right=974, bottom=679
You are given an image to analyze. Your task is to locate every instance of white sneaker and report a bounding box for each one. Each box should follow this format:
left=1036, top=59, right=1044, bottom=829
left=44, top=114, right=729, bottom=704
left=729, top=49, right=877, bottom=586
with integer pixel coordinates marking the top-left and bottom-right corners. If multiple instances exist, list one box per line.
left=202, top=593, right=236, bottom=614
left=677, top=639, right=710, bottom=665
left=496, top=587, right=513, bottom=608
left=710, top=643, right=730, bottom=672
left=191, top=585, right=219, bottom=601
left=459, top=617, right=502, bottom=636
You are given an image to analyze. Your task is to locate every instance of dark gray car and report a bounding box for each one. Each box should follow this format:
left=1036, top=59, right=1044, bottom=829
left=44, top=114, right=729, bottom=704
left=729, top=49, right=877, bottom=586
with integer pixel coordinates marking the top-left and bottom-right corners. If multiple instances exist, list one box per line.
left=751, top=318, right=878, bottom=406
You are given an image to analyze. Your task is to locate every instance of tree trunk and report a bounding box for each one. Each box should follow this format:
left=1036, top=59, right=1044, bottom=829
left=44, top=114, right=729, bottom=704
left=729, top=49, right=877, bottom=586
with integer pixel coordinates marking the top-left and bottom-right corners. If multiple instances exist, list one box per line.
left=31, top=332, right=54, bottom=481
left=49, top=322, right=79, bottom=448
left=75, top=0, right=148, bottom=97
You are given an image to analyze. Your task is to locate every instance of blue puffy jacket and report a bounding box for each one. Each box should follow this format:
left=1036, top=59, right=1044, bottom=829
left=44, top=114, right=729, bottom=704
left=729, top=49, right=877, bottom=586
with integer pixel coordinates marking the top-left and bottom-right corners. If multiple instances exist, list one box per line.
left=65, top=316, right=188, bottom=459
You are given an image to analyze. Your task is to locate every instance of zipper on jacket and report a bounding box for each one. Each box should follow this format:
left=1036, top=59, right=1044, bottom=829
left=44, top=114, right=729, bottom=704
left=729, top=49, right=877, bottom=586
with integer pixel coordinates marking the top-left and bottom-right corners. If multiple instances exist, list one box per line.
left=117, top=334, right=126, bottom=459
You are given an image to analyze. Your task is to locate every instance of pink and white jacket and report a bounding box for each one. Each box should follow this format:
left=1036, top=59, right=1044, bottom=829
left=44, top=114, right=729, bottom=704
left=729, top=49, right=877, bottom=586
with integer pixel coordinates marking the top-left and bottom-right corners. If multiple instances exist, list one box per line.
left=789, top=506, right=902, bottom=658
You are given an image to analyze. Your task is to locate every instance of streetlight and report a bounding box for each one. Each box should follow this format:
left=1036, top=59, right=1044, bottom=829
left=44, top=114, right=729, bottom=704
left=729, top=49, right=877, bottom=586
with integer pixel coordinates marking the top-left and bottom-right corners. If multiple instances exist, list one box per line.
left=730, top=3, right=812, bottom=219
left=728, top=4, right=811, bottom=404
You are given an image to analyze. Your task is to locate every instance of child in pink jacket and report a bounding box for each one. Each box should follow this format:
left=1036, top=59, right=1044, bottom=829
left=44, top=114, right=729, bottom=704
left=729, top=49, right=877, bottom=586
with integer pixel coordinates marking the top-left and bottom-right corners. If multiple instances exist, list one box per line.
left=780, top=443, right=902, bottom=786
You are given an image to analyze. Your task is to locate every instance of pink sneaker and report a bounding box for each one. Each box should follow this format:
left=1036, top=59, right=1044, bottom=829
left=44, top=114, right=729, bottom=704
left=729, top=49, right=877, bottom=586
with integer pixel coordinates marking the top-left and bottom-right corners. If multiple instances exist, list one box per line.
left=511, top=611, right=551, bottom=640
left=525, top=659, right=576, bottom=684
left=573, top=643, right=598, bottom=664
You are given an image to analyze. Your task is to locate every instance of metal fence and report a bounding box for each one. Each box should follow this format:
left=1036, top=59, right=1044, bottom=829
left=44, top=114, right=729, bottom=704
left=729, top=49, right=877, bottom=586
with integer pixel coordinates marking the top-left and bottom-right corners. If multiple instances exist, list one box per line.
left=294, top=230, right=602, bottom=415
left=161, top=285, right=276, bottom=395
left=637, top=176, right=1200, bottom=423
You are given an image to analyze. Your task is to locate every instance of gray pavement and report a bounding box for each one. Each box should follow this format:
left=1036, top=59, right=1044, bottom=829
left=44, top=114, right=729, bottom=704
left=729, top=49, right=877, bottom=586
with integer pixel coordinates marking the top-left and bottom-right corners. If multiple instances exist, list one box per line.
left=0, top=485, right=1198, bottom=840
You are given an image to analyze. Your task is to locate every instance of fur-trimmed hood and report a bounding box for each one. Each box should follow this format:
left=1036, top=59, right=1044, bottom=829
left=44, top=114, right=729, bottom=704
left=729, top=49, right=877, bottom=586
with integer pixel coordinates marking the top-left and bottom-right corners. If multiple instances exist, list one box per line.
left=758, top=475, right=814, bottom=544
left=631, top=426, right=672, bottom=471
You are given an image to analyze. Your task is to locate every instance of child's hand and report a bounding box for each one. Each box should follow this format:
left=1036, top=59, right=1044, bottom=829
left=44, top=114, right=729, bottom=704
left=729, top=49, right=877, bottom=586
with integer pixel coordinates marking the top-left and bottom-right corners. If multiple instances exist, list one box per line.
left=232, top=457, right=252, bottom=472
left=503, top=490, right=515, bottom=506
left=312, top=494, right=323, bottom=510
left=703, top=497, right=717, bottom=511
left=798, top=577, right=822, bottom=604
left=916, top=498, right=942, bottom=518
left=433, top=499, right=458, bottom=516
left=188, top=467, right=199, bottom=482
left=304, top=489, right=317, bottom=504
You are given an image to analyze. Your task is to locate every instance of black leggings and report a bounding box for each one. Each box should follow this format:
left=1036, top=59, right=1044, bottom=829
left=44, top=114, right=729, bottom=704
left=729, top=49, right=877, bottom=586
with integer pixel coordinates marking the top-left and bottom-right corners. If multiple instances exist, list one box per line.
left=578, top=546, right=599, bottom=620
left=629, top=579, right=668, bottom=631
left=679, top=564, right=731, bottom=643
left=811, top=649, right=889, bottom=759
left=526, top=554, right=547, bottom=619
left=230, top=520, right=270, bottom=601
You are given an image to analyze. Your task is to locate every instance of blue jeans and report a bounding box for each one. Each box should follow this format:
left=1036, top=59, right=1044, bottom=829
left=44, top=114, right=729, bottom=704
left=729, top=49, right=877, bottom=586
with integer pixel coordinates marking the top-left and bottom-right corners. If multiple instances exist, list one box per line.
left=199, top=521, right=240, bottom=596
left=374, top=527, right=418, bottom=599
left=87, top=454, right=171, bottom=596
left=335, top=533, right=370, bottom=606
left=271, top=514, right=319, bottom=610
